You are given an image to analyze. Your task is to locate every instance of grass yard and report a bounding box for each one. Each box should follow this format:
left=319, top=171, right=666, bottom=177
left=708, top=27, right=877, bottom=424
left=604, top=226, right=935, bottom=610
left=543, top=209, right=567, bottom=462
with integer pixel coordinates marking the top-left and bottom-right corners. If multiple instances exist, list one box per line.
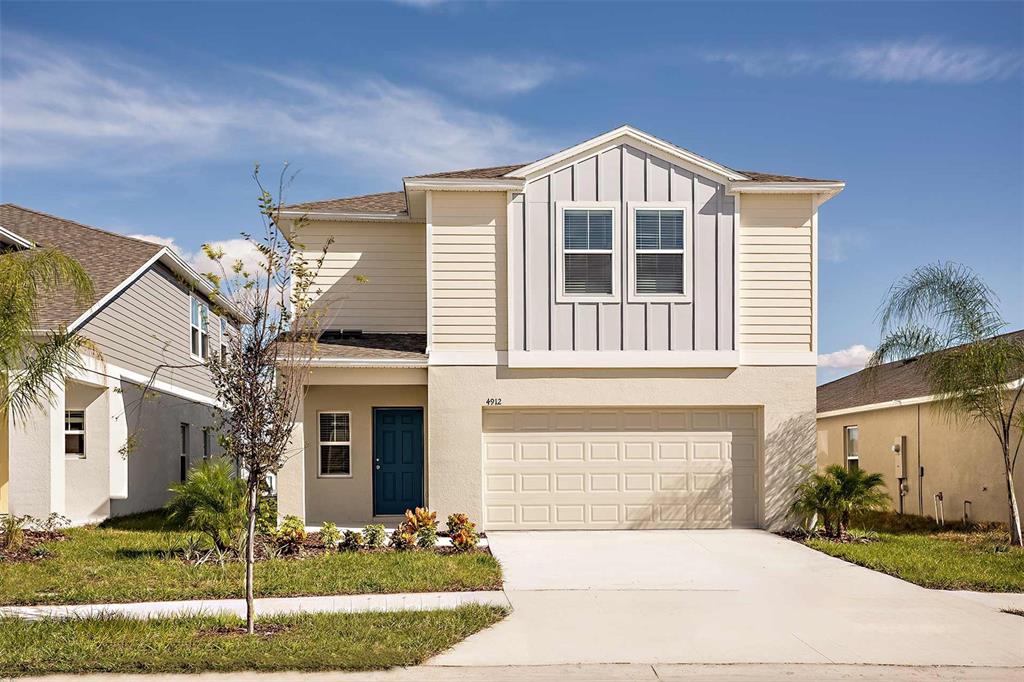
left=0, top=511, right=502, bottom=606
left=803, top=512, right=1024, bottom=592
left=0, top=606, right=506, bottom=677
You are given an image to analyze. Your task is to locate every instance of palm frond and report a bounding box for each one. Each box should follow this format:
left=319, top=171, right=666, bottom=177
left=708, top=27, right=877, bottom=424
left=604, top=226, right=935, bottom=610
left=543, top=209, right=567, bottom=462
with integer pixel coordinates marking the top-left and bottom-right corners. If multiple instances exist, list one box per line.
left=1, top=330, right=88, bottom=423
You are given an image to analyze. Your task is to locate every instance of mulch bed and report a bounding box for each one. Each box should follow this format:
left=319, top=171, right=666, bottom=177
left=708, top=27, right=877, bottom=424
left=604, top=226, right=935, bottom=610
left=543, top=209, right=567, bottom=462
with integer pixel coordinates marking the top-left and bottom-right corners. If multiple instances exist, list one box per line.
left=0, top=530, right=67, bottom=563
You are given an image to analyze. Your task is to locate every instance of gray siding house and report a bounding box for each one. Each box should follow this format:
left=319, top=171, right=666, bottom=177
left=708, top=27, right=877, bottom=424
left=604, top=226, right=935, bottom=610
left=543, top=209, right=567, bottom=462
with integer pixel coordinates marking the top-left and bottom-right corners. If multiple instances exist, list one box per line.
left=0, top=204, right=241, bottom=523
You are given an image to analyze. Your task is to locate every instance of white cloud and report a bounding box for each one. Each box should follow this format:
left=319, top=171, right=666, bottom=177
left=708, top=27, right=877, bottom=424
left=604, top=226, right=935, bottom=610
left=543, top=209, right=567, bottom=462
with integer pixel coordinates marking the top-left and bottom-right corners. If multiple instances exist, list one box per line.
left=129, top=233, right=263, bottom=279
left=0, top=32, right=550, bottom=177
left=820, top=229, right=867, bottom=263
left=817, top=344, right=874, bottom=369
left=701, top=39, right=1024, bottom=84
left=431, top=55, right=584, bottom=96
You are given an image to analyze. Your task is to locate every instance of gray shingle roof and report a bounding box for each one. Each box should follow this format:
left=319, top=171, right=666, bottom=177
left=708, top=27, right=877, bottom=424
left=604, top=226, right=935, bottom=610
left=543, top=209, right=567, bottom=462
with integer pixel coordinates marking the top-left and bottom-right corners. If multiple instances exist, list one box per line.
left=1, top=204, right=163, bottom=329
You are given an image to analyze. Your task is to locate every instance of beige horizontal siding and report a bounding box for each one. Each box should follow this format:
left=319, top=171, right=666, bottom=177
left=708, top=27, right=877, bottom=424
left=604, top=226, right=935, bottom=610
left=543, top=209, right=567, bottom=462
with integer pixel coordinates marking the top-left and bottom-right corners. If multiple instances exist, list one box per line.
left=430, top=191, right=507, bottom=352
left=299, top=222, right=426, bottom=333
left=738, top=194, right=814, bottom=352
left=81, top=265, right=224, bottom=398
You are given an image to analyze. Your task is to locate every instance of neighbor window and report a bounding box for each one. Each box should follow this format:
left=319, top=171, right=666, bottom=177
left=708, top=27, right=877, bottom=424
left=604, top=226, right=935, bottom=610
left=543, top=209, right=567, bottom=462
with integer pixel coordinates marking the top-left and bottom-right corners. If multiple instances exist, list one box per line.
left=844, top=426, right=860, bottom=472
left=318, top=412, right=351, bottom=477
left=561, top=207, right=615, bottom=297
left=64, top=410, right=85, bottom=458
left=180, top=423, right=190, bottom=481
left=202, top=427, right=212, bottom=459
left=190, top=296, right=209, bottom=359
left=219, top=317, right=230, bottom=364
left=634, top=208, right=685, bottom=295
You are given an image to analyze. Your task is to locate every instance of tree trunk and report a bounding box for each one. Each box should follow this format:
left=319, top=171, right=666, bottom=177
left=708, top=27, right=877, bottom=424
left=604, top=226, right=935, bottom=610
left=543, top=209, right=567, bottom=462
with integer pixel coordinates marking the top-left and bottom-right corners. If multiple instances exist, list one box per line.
left=1004, top=448, right=1022, bottom=547
left=245, top=477, right=258, bottom=634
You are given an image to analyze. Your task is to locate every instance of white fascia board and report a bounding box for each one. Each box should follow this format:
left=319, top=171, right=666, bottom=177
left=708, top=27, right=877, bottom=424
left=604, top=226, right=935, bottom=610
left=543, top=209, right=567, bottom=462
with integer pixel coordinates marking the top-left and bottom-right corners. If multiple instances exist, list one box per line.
left=728, top=181, right=846, bottom=203
left=403, top=178, right=525, bottom=192
left=511, top=125, right=749, bottom=182
left=817, top=377, right=1024, bottom=419
left=740, top=350, right=818, bottom=366
left=0, top=225, right=35, bottom=249
left=507, top=350, right=740, bottom=369
left=277, top=210, right=415, bottom=223
left=304, top=358, right=428, bottom=368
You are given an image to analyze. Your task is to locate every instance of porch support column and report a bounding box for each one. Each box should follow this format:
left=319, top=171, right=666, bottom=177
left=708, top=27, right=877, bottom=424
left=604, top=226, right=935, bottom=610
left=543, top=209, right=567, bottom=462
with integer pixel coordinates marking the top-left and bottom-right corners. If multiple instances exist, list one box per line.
left=8, top=375, right=66, bottom=518
left=277, top=388, right=306, bottom=522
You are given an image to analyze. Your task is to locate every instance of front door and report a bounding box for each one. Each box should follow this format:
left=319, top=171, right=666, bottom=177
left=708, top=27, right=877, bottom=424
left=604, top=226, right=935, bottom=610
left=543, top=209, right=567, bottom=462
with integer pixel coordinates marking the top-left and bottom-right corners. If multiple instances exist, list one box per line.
left=373, top=408, right=424, bottom=516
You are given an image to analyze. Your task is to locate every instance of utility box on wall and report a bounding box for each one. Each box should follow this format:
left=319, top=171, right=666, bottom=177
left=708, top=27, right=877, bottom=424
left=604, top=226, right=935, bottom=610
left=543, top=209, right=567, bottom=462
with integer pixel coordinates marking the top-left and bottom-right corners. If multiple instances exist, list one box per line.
left=893, top=435, right=908, bottom=479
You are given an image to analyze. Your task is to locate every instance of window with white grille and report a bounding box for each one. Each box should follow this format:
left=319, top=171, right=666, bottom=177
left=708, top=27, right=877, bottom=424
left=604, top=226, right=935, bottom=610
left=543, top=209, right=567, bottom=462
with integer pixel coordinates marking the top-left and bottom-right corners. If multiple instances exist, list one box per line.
left=627, top=202, right=690, bottom=302
left=319, top=412, right=352, bottom=477
left=556, top=202, right=620, bottom=301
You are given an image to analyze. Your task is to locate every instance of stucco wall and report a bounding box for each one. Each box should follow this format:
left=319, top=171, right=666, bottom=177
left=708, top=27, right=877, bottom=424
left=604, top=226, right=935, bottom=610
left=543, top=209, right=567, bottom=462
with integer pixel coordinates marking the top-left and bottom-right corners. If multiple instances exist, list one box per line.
left=300, top=383, right=428, bottom=526
left=428, top=364, right=815, bottom=530
left=64, top=381, right=111, bottom=523
left=818, top=403, right=1024, bottom=525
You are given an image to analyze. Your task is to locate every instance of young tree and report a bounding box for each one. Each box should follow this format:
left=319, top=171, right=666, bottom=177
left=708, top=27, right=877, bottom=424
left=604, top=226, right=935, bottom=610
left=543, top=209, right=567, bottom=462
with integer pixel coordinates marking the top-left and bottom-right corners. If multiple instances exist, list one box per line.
left=870, top=262, right=1024, bottom=546
left=204, top=165, right=329, bottom=633
left=1, top=246, right=94, bottom=422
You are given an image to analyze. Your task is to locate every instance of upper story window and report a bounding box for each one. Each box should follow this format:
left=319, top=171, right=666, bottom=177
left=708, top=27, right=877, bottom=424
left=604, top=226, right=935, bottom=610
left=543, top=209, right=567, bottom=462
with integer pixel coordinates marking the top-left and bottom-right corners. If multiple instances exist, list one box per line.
left=555, top=202, right=620, bottom=302
left=219, top=317, right=231, bottom=364
left=190, top=296, right=209, bottom=359
left=844, top=426, right=859, bottom=472
left=627, top=202, right=690, bottom=302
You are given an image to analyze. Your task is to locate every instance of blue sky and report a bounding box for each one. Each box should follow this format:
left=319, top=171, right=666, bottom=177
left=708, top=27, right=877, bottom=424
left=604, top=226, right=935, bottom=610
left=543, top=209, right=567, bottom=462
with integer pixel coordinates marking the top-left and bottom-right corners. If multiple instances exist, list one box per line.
left=2, top=1, right=1022, bottom=383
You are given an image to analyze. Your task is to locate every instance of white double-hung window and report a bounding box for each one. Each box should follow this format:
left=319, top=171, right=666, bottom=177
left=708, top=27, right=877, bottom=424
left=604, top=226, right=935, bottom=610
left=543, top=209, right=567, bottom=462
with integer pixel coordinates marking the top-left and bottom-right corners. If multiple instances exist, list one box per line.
left=627, top=202, right=689, bottom=302
left=318, top=412, right=352, bottom=477
left=190, top=296, right=209, bottom=359
left=556, top=202, right=620, bottom=301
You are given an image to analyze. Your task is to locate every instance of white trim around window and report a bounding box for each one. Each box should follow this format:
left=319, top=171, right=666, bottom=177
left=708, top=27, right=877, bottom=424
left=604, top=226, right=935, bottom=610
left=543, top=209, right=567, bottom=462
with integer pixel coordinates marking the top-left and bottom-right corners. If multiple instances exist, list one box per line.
left=626, top=201, right=692, bottom=303
left=64, top=410, right=86, bottom=458
left=554, top=201, right=620, bottom=303
left=844, top=425, right=860, bottom=472
left=190, top=295, right=210, bottom=360
left=317, top=411, right=353, bottom=478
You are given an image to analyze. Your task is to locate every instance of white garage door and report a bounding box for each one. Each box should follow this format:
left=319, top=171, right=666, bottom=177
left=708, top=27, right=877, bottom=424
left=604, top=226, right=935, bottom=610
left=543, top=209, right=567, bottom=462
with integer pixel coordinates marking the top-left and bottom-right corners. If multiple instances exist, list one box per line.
left=482, top=408, right=758, bottom=530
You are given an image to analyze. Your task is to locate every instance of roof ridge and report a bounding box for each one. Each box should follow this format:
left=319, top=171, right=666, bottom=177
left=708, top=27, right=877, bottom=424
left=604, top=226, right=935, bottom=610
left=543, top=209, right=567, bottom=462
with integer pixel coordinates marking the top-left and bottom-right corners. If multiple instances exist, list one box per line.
left=0, top=203, right=165, bottom=251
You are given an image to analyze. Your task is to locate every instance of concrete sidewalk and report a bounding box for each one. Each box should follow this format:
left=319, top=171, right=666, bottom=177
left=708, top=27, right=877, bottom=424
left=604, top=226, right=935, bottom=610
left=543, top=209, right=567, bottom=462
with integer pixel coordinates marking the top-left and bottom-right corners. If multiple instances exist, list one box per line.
left=10, top=663, right=1024, bottom=681
left=0, top=590, right=510, bottom=620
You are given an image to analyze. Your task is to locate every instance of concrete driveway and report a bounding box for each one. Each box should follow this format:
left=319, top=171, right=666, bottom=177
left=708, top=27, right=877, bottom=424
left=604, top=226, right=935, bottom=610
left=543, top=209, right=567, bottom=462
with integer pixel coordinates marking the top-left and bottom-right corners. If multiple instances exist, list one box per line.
left=429, top=530, right=1024, bottom=668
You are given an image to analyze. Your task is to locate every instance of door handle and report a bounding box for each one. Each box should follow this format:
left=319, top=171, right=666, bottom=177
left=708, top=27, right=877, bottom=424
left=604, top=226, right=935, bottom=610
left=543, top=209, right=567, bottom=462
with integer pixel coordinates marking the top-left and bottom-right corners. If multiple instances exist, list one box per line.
left=375, top=465, right=381, bottom=470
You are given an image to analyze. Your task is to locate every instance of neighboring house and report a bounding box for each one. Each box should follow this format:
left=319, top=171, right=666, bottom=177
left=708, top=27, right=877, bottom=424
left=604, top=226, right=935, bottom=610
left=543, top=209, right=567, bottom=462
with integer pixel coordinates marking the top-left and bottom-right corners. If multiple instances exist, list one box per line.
left=274, top=125, right=844, bottom=531
left=0, top=204, right=241, bottom=524
left=817, top=330, right=1024, bottom=526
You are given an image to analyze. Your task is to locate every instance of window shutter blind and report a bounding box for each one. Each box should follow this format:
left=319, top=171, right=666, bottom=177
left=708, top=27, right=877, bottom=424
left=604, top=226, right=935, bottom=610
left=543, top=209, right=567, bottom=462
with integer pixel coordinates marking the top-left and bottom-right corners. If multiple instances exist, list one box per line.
left=320, top=445, right=351, bottom=475
left=634, top=209, right=685, bottom=295
left=563, top=208, right=614, bottom=295
left=565, top=254, right=613, bottom=294
left=319, top=413, right=350, bottom=443
left=636, top=254, right=684, bottom=294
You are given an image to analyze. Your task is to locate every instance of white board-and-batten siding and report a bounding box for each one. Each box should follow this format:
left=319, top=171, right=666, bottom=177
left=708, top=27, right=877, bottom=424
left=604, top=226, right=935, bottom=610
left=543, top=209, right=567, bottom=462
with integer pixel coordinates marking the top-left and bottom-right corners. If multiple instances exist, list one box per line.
left=511, top=144, right=735, bottom=353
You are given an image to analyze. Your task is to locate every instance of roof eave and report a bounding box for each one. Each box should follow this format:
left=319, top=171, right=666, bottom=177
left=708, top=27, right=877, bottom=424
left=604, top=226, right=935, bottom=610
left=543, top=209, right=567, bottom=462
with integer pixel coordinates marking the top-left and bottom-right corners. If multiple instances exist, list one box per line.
left=402, top=177, right=526, bottom=192
left=278, top=209, right=415, bottom=223
left=729, top=181, right=846, bottom=202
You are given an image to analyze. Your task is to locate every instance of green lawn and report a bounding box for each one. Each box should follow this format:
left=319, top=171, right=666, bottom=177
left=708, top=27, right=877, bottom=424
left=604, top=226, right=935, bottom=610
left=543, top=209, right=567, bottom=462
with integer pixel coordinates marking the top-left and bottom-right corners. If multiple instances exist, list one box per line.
left=0, top=606, right=506, bottom=677
left=0, top=511, right=502, bottom=606
left=803, top=512, right=1024, bottom=592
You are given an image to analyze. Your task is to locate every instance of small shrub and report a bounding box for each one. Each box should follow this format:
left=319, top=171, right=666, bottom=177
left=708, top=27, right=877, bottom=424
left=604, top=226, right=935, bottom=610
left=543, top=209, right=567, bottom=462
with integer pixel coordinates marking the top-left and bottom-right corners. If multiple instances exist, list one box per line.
left=340, top=529, right=364, bottom=551
left=33, top=513, right=70, bottom=533
left=362, top=524, right=386, bottom=548
left=389, top=527, right=415, bottom=550
left=416, top=524, right=438, bottom=549
left=447, top=512, right=480, bottom=551
left=255, top=496, right=278, bottom=536
left=319, top=522, right=341, bottom=548
left=0, top=514, right=28, bottom=551
left=165, top=459, right=246, bottom=552
left=274, top=515, right=307, bottom=554
left=405, top=507, right=437, bottom=533
left=790, top=465, right=889, bottom=538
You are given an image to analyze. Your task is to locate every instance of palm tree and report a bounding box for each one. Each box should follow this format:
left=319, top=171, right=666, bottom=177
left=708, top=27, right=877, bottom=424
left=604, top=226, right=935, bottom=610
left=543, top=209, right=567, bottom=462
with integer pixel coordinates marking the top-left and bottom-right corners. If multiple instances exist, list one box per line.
left=1, top=246, right=94, bottom=422
left=829, top=465, right=889, bottom=536
left=166, top=459, right=247, bottom=552
left=871, top=262, right=1024, bottom=546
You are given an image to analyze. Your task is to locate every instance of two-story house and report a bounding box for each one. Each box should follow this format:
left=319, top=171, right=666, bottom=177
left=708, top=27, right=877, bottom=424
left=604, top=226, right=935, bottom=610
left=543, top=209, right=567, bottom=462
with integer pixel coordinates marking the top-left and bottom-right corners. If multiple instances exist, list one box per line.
left=1, top=205, right=242, bottom=524
left=276, top=126, right=844, bottom=531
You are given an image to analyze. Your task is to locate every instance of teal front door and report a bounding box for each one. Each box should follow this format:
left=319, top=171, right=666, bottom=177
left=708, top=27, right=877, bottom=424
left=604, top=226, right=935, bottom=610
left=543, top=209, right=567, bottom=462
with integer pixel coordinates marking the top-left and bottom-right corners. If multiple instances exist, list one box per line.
left=373, top=408, right=424, bottom=516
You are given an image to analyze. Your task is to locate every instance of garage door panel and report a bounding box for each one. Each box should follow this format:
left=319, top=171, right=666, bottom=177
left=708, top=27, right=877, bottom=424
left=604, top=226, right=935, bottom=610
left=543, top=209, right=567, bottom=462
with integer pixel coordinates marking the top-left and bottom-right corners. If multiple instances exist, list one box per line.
left=483, top=408, right=759, bottom=530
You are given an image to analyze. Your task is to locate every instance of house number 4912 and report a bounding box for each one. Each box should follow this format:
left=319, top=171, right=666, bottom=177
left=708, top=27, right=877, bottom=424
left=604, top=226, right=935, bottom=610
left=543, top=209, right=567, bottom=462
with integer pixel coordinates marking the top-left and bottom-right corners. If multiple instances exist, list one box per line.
left=485, top=398, right=503, bottom=406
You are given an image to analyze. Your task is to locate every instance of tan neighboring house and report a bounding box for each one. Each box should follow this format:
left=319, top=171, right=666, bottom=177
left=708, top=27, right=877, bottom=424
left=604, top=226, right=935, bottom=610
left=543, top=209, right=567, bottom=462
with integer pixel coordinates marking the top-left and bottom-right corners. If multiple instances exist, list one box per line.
left=816, top=330, right=1024, bottom=525
left=0, top=204, right=242, bottom=524
left=275, top=125, right=844, bottom=531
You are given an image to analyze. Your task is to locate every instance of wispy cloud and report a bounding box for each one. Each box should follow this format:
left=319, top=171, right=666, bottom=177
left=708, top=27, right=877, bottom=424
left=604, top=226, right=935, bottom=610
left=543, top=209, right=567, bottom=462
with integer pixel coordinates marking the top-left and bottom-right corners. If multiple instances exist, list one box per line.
left=821, top=229, right=867, bottom=263
left=818, top=344, right=874, bottom=370
left=431, top=55, right=585, bottom=96
left=702, top=38, right=1024, bottom=84
left=0, top=32, right=549, bottom=177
